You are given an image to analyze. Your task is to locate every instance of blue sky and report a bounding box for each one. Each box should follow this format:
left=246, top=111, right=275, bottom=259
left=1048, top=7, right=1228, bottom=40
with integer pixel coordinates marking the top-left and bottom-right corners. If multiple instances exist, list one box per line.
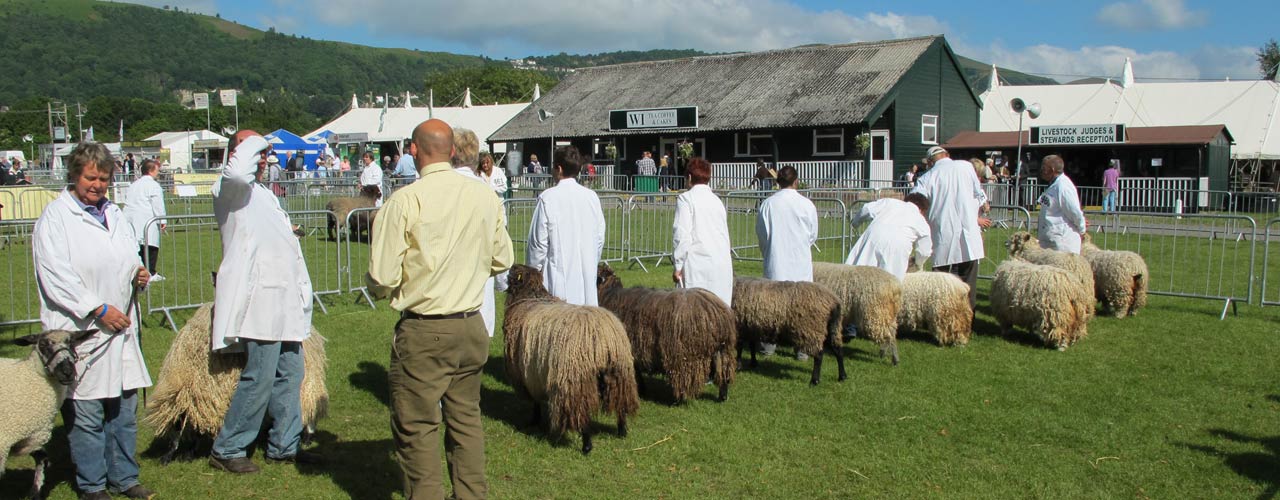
left=128, top=0, right=1277, bottom=82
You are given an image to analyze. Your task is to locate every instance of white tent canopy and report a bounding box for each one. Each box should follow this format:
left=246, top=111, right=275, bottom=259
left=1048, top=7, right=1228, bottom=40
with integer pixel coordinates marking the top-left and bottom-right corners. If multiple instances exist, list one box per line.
left=143, top=130, right=229, bottom=171
left=981, top=72, right=1280, bottom=160
left=309, top=101, right=530, bottom=149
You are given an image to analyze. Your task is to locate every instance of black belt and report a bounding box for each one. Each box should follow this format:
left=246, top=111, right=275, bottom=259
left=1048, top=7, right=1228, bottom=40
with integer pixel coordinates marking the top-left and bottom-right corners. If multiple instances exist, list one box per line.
left=401, top=310, right=479, bottom=320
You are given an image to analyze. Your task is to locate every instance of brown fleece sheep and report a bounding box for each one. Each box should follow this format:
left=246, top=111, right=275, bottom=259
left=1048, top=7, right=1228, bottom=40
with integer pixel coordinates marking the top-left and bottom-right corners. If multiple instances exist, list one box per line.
left=1081, top=233, right=1149, bottom=318
left=504, top=264, right=639, bottom=455
left=898, top=271, right=973, bottom=346
left=990, top=259, right=1092, bottom=350
left=812, top=262, right=903, bottom=365
left=144, top=303, right=329, bottom=463
left=731, top=276, right=845, bottom=385
left=325, top=189, right=379, bottom=240
left=1005, top=231, right=1096, bottom=318
left=595, top=264, right=737, bottom=403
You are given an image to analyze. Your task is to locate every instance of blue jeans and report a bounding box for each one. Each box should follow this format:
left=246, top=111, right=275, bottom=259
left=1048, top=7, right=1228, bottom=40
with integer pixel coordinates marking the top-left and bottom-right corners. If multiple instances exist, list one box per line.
left=1103, top=191, right=1118, bottom=212
left=211, top=340, right=304, bottom=460
left=63, top=390, right=141, bottom=494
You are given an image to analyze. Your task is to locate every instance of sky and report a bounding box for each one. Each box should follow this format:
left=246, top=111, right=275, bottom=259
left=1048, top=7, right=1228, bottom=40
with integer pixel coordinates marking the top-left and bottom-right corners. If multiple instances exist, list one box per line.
left=124, top=0, right=1277, bottom=83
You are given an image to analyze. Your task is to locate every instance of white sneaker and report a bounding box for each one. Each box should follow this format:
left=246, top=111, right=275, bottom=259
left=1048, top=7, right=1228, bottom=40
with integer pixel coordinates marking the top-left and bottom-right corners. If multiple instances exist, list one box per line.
left=150, top=274, right=166, bottom=282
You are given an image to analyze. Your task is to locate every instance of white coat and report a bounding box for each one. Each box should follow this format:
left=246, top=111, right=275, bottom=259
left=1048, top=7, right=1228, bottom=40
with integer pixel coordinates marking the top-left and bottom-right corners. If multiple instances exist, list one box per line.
left=1038, top=174, right=1087, bottom=254
left=123, top=174, right=166, bottom=247
left=672, top=184, right=734, bottom=305
left=33, top=189, right=152, bottom=400
left=756, top=188, right=818, bottom=281
left=911, top=158, right=986, bottom=267
left=485, top=168, right=508, bottom=196
left=527, top=178, right=605, bottom=305
left=211, top=135, right=313, bottom=351
left=456, top=166, right=499, bottom=336
left=360, top=162, right=384, bottom=207
left=844, top=198, right=933, bottom=281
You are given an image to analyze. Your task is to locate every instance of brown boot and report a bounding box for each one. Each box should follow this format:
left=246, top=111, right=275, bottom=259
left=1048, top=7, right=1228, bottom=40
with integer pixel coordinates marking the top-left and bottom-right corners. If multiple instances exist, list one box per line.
left=208, top=455, right=260, bottom=474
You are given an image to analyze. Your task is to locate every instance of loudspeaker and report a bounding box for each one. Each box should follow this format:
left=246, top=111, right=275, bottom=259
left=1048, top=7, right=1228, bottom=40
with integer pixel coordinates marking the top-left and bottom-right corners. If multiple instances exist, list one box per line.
left=1010, top=98, right=1026, bottom=113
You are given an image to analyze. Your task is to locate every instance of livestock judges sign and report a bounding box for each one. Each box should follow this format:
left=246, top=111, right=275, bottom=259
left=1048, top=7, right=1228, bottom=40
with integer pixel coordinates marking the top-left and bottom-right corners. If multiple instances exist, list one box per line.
left=609, top=106, right=698, bottom=131
left=1031, top=124, right=1125, bottom=145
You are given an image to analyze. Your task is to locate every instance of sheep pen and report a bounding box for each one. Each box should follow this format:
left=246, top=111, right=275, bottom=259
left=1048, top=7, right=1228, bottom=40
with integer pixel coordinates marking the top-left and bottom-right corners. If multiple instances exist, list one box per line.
left=812, top=262, right=903, bottom=365
left=596, top=264, right=737, bottom=403
left=1081, top=234, right=1149, bottom=318
left=504, top=264, right=640, bottom=455
left=898, top=271, right=973, bottom=347
left=143, top=303, right=329, bottom=463
left=1005, top=231, right=1097, bottom=318
left=325, top=189, right=379, bottom=241
left=990, top=259, right=1093, bottom=350
left=731, top=276, right=845, bottom=385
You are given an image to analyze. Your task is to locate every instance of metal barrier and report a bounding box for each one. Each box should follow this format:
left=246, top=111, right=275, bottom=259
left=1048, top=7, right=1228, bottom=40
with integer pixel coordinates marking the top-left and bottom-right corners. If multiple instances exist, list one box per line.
left=970, top=205, right=1036, bottom=280
left=1262, top=218, right=1280, bottom=307
left=624, top=193, right=677, bottom=271
left=341, top=207, right=380, bottom=308
left=0, top=219, right=40, bottom=333
left=274, top=178, right=361, bottom=213
left=0, top=189, right=15, bottom=220
left=719, top=193, right=850, bottom=265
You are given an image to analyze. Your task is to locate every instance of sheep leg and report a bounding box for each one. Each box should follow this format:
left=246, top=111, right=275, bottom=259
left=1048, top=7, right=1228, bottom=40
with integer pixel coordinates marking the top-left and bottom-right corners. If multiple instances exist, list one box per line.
left=29, top=449, right=46, bottom=500
left=527, top=403, right=542, bottom=429
left=159, top=427, right=184, bottom=465
left=617, top=413, right=628, bottom=437
left=634, top=369, right=647, bottom=397
left=581, top=428, right=594, bottom=455
left=890, top=341, right=900, bottom=366
left=809, top=351, right=824, bottom=386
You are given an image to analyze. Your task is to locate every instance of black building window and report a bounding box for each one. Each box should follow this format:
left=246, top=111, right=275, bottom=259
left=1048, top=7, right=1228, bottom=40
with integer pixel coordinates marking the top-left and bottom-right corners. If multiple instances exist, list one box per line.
left=922, top=115, right=938, bottom=145
left=812, top=128, right=844, bottom=156
left=735, top=132, right=772, bottom=157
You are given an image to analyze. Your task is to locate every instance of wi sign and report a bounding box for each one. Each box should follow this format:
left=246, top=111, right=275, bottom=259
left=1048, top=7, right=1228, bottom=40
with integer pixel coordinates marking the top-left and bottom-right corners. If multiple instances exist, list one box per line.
left=609, top=106, right=698, bottom=131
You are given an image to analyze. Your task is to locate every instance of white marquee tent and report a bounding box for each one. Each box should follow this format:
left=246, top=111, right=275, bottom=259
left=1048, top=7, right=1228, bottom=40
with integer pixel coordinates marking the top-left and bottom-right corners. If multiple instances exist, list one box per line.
left=143, top=130, right=229, bottom=171
left=308, top=90, right=530, bottom=152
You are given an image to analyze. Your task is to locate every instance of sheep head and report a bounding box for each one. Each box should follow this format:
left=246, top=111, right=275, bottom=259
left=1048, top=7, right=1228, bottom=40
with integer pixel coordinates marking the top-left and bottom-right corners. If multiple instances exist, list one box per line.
left=507, top=264, right=552, bottom=302
left=14, top=329, right=98, bottom=386
left=596, top=263, right=623, bottom=294
left=1005, top=231, right=1038, bottom=256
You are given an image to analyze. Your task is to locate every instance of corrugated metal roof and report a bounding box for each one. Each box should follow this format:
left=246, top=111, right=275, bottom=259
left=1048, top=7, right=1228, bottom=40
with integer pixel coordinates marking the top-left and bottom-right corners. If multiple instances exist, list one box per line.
left=490, top=36, right=942, bottom=142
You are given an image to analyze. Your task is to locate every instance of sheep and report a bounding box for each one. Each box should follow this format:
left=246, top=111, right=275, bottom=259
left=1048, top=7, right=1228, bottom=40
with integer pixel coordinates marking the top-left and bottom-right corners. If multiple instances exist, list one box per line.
left=143, top=303, right=329, bottom=463
left=2, top=329, right=96, bottom=500
left=595, top=264, right=737, bottom=403
left=504, top=264, right=640, bottom=455
left=990, top=259, right=1093, bottom=350
left=1081, top=234, right=1149, bottom=318
left=898, top=271, right=973, bottom=347
left=1005, top=231, right=1096, bottom=318
left=324, top=189, right=379, bottom=241
left=812, top=262, right=903, bottom=365
left=731, top=276, right=845, bottom=385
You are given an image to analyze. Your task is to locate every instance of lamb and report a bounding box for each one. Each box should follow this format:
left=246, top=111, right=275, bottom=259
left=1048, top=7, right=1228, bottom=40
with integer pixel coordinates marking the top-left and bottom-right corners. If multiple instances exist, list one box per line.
left=504, top=264, right=640, bottom=455
left=595, top=264, right=737, bottom=403
left=897, top=271, right=973, bottom=346
left=731, top=276, right=845, bottom=385
left=812, top=262, right=903, bottom=365
left=143, top=303, right=329, bottom=463
left=325, top=189, right=379, bottom=241
left=1005, top=231, right=1096, bottom=318
left=2, top=329, right=96, bottom=500
left=1081, top=234, right=1149, bottom=318
left=990, top=259, right=1093, bottom=350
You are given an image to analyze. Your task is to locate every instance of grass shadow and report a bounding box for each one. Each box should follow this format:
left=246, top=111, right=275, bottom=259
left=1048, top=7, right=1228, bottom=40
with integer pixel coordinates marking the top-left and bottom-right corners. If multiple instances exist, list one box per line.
left=0, top=420, right=73, bottom=498
left=349, top=361, right=390, bottom=407
left=971, top=315, right=1047, bottom=349
left=1180, top=426, right=1280, bottom=500
left=296, top=436, right=400, bottom=500
left=479, top=355, right=568, bottom=451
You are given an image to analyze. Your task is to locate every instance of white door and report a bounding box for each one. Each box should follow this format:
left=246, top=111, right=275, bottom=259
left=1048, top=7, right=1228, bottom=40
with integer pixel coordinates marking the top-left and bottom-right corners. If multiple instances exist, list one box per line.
left=869, top=130, right=893, bottom=188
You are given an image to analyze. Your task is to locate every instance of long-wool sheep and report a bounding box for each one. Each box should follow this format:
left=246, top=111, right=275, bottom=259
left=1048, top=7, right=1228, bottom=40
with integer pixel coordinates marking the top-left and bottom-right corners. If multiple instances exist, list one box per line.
left=898, top=272, right=973, bottom=346
left=812, top=262, right=903, bottom=365
left=1005, top=231, right=1096, bottom=319
left=143, top=303, right=329, bottom=463
left=505, top=264, right=639, bottom=455
left=596, top=264, right=736, bottom=402
left=990, top=259, right=1092, bottom=350
left=325, top=189, right=379, bottom=240
left=1081, top=234, right=1149, bottom=318
left=731, top=276, right=845, bottom=385
left=2, top=329, right=95, bottom=500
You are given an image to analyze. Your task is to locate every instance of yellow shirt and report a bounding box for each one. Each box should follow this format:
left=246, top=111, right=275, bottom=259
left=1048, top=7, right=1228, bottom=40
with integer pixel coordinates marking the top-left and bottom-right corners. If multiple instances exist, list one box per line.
left=366, top=161, right=514, bottom=314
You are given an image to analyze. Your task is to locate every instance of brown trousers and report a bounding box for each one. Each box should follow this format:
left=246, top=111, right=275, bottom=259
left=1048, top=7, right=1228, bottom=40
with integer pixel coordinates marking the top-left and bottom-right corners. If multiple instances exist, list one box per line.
left=389, top=315, right=490, bottom=500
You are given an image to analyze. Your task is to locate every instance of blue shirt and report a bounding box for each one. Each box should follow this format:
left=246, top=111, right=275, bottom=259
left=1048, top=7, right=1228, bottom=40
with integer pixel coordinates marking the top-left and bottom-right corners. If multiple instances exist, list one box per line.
left=393, top=154, right=418, bottom=178
left=73, top=194, right=111, bottom=228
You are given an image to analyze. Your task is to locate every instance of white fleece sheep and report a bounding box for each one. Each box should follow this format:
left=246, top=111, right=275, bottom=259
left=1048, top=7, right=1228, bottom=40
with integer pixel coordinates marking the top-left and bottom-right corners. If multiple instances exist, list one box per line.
left=898, top=272, right=972, bottom=346
left=1080, top=235, right=1149, bottom=318
left=990, top=259, right=1093, bottom=350
left=1005, top=231, right=1096, bottom=319
left=812, top=262, right=903, bottom=365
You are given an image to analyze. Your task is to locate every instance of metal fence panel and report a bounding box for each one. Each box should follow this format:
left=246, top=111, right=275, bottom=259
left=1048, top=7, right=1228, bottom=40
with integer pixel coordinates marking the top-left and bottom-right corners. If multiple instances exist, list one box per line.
left=142, top=214, right=221, bottom=330
left=341, top=207, right=380, bottom=308
left=625, top=194, right=676, bottom=271
left=1262, top=218, right=1280, bottom=307
left=0, top=219, right=40, bottom=333
left=719, top=193, right=849, bottom=265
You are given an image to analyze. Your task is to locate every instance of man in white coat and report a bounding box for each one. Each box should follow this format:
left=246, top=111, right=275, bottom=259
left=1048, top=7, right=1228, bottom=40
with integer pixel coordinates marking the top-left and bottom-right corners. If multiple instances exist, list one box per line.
left=124, top=158, right=167, bottom=281
left=208, top=130, right=317, bottom=474
left=672, top=157, right=733, bottom=305
left=1037, top=154, right=1087, bottom=254
left=527, top=145, right=605, bottom=306
left=911, top=146, right=990, bottom=310
left=360, top=151, right=384, bottom=207
left=451, top=128, right=502, bottom=336
left=755, top=165, right=818, bottom=357
left=34, top=143, right=154, bottom=500
left=844, top=193, right=933, bottom=281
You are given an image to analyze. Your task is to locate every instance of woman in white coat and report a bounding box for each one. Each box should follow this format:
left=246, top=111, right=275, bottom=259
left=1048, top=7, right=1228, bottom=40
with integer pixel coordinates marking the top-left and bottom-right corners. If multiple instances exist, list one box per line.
left=1037, top=155, right=1087, bottom=254
left=755, top=166, right=818, bottom=282
left=479, top=152, right=508, bottom=199
left=672, top=157, right=733, bottom=305
left=34, top=143, right=154, bottom=500
left=123, top=158, right=166, bottom=281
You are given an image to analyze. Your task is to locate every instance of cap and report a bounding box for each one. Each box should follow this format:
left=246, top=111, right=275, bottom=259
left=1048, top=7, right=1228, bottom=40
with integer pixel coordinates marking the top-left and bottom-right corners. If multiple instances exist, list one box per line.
left=925, top=146, right=947, bottom=159
left=266, top=155, right=279, bottom=164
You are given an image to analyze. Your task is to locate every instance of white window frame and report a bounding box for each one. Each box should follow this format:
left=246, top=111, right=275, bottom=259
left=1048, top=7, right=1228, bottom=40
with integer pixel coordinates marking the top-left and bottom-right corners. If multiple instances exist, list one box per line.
left=812, top=128, right=844, bottom=156
left=921, top=114, right=939, bottom=145
left=734, top=132, right=773, bottom=157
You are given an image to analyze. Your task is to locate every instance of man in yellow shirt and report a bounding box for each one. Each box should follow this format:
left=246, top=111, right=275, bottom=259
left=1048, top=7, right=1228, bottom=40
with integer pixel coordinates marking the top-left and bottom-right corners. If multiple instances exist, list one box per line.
left=366, top=118, right=514, bottom=500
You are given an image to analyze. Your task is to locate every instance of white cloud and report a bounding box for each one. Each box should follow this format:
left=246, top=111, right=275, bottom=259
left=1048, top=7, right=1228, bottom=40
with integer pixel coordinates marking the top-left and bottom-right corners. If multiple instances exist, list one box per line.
left=118, top=0, right=218, bottom=15
left=973, top=42, right=1257, bottom=83
left=1097, top=0, right=1206, bottom=30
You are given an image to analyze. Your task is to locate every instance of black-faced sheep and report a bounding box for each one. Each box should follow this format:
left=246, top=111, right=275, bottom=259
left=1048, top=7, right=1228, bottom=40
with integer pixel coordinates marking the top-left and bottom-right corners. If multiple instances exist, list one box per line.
left=595, top=264, right=737, bottom=403
left=505, top=264, right=640, bottom=455
left=731, top=276, right=845, bottom=385
left=1081, top=233, right=1149, bottom=318
left=143, top=303, right=329, bottom=463
left=2, top=329, right=96, bottom=500
left=990, top=259, right=1093, bottom=350
left=812, top=262, right=903, bottom=365
left=898, top=271, right=973, bottom=346
left=1005, top=231, right=1097, bottom=318
left=325, top=189, right=379, bottom=241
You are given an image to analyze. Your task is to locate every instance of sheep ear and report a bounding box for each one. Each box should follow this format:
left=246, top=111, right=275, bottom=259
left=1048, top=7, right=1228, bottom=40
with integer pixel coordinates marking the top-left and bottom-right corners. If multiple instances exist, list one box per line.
left=71, top=329, right=99, bottom=344
left=14, top=334, right=39, bottom=346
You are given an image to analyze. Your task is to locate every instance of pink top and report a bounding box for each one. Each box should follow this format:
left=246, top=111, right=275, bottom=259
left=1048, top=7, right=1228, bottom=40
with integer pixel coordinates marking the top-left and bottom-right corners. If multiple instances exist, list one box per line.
left=1103, top=167, right=1120, bottom=191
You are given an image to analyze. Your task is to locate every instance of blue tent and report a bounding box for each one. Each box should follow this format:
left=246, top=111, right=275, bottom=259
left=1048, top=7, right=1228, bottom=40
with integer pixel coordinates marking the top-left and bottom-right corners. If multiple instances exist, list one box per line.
left=264, top=129, right=325, bottom=170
